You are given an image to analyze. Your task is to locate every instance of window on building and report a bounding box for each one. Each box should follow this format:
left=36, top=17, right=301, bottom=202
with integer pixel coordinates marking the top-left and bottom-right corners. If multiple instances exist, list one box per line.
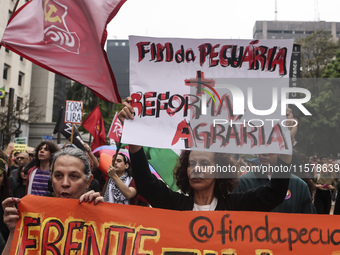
left=3, top=64, right=10, bottom=80
left=5, top=48, right=9, bottom=53
left=18, top=72, right=24, bottom=86
left=20, top=56, right=24, bottom=61
left=16, top=97, right=22, bottom=111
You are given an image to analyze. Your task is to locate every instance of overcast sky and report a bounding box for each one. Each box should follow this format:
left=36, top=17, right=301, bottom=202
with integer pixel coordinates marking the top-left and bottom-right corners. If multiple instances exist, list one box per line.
left=107, top=0, right=340, bottom=40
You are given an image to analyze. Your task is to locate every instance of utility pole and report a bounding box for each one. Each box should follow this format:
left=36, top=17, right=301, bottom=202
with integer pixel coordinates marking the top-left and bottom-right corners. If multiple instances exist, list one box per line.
left=275, top=0, right=278, bottom=21
left=314, top=0, right=320, bottom=21
left=5, top=88, right=14, bottom=146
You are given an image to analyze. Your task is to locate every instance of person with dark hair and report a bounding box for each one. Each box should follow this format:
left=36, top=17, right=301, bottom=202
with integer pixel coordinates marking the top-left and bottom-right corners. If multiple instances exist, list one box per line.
left=11, top=165, right=28, bottom=199
left=118, top=98, right=295, bottom=211
left=2, top=147, right=103, bottom=255
left=174, top=150, right=238, bottom=205
left=103, top=153, right=137, bottom=204
left=26, top=141, right=60, bottom=196
left=314, top=162, right=336, bottom=214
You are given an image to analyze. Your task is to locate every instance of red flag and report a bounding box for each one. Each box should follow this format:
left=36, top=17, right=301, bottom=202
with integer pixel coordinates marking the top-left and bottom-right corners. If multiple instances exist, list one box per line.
left=107, top=112, right=123, bottom=142
left=82, top=105, right=106, bottom=150
left=0, top=0, right=126, bottom=103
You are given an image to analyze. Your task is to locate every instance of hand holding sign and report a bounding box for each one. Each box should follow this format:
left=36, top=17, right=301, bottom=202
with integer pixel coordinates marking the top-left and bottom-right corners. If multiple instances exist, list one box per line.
left=2, top=197, right=21, bottom=232
left=118, top=98, right=141, bottom=154
left=118, top=97, right=134, bottom=124
left=78, top=190, right=103, bottom=205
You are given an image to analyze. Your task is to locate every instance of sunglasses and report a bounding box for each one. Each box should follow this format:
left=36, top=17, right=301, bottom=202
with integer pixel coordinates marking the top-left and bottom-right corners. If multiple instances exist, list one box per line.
left=16, top=157, right=28, bottom=160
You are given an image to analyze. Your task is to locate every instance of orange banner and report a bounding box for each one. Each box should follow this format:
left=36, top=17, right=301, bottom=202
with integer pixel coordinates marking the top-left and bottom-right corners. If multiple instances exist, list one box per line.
left=11, top=195, right=340, bottom=255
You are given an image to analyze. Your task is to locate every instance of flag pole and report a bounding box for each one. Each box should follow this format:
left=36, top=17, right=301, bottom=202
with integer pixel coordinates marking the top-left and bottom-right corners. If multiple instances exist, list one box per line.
left=12, top=0, right=21, bottom=13
left=70, top=123, right=74, bottom=145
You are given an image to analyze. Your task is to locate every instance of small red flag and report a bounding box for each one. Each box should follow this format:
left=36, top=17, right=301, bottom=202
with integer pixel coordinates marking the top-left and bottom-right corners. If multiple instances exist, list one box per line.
left=82, top=105, right=106, bottom=150
left=107, top=112, right=123, bottom=143
left=1, top=0, right=126, bottom=103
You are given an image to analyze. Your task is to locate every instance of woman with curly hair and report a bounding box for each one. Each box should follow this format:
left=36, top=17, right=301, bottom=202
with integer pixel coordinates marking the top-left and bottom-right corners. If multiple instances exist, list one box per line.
left=174, top=150, right=238, bottom=208
left=118, top=98, right=295, bottom=212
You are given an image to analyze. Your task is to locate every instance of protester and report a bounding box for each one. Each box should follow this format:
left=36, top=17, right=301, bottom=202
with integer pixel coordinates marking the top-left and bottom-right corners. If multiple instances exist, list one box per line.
left=118, top=98, right=295, bottom=211
left=103, top=153, right=137, bottom=204
left=7, top=151, right=19, bottom=176
left=0, top=153, right=9, bottom=166
left=83, top=143, right=101, bottom=192
left=314, top=163, right=337, bottom=214
left=246, top=157, right=260, bottom=167
left=291, top=150, right=315, bottom=197
left=12, top=165, right=27, bottom=198
left=10, top=152, right=29, bottom=175
left=0, top=151, right=11, bottom=252
left=27, top=151, right=35, bottom=162
left=0, top=158, right=12, bottom=246
left=83, top=143, right=99, bottom=169
left=333, top=180, right=340, bottom=215
left=9, top=152, right=29, bottom=189
left=1, top=147, right=103, bottom=254
left=235, top=152, right=316, bottom=214
left=319, top=155, right=329, bottom=165
left=26, top=141, right=60, bottom=196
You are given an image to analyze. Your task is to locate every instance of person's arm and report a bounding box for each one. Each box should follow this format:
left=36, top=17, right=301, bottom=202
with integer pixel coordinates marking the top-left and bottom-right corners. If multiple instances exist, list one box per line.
left=107, top=165, right=137, bottom=199
left=129, top=146, right=186, bottom=210
left=83, top=143, right=99, bottom=169
left=228, top=168, right=290, bottom=211
left=2, top=197, right=21, bottom=255
left=118, top=97, right=142, bottom=154
left=118, top=97, right=189, bottom=210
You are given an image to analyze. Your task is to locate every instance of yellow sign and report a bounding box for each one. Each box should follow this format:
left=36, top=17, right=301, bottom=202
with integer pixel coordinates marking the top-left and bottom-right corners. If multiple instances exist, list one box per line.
left=13, top=144, right=27, bottom=153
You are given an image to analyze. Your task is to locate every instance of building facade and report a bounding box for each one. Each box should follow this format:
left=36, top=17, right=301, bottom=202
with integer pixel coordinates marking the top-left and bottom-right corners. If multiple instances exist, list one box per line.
left=106, top=40, right=130, bottom=99
left=1, top=0, right=56, bottom=149
left=253, top=21, right=340, bottom=41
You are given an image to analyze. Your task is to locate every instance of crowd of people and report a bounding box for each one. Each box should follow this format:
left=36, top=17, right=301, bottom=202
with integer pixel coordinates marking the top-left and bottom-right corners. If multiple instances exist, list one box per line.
left=0, top=100, right=338, bottom=253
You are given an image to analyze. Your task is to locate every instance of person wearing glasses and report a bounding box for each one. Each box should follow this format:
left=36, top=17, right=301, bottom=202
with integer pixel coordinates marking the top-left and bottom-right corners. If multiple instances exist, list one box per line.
left=9, top=152, right=29, bottom=190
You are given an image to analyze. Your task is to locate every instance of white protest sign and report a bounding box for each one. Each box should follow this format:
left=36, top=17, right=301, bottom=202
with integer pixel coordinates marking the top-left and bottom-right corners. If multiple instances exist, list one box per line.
left=65, top=100, right=83, bottom=124
left=122, top=36, right=296, bottom=154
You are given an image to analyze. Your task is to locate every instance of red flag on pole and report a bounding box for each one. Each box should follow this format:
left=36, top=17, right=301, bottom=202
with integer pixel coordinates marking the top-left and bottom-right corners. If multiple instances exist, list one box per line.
left=107, top=112, right=123, bottom=143
left=0, top=0, right=126, bottom=103
left=82, top=105, right=106, bottom=150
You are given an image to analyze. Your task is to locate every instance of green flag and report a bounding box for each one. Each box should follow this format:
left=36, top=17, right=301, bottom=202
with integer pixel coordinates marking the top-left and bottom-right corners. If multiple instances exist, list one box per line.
left=143, top=147, right=179, bottom=191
